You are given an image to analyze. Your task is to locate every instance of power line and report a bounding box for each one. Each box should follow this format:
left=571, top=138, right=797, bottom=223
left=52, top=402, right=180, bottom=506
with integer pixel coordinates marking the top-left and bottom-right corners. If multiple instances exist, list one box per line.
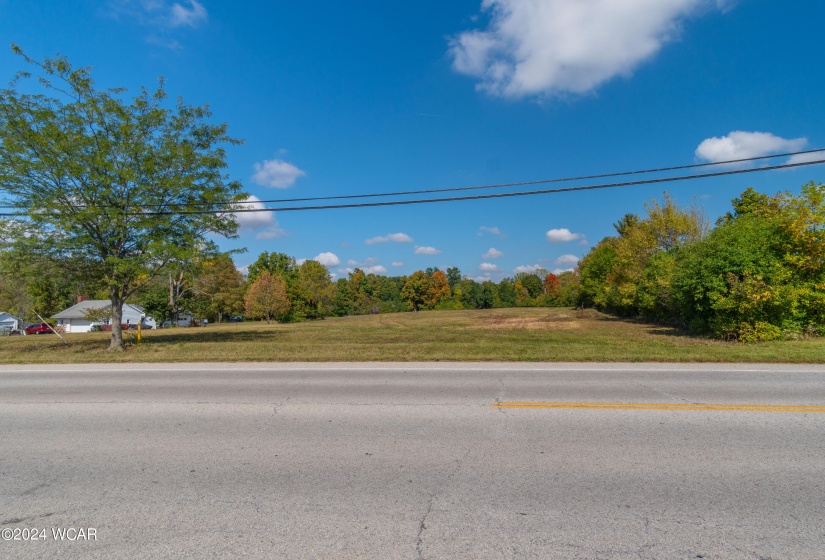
left=138, top=157, right=825, bottom=216
left=1, top=147, right=823, bottom=212
left=213, top=147, right=825, bottom=207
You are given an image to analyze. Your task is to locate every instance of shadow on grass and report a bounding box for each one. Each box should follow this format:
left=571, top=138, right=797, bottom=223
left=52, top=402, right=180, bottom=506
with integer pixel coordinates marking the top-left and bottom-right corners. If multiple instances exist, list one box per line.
left=145, top=328, right=285, bottom=344
left=643, top=327, right=702, bottom=338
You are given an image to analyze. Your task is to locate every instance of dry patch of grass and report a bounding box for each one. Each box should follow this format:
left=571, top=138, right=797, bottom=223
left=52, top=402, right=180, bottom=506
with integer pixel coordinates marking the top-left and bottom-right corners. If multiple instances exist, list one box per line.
left=2, top=307, right=825, bottom=364
left=470, top=312, right=586, bottom=330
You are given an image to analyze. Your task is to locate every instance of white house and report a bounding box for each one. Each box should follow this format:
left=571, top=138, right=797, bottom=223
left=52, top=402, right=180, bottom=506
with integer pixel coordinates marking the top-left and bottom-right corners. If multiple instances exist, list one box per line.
left=0, top=312, right=23, bottom=331
left=52, top=299, right=155, bottom=333
left=161, top=312, right=200, bottom=328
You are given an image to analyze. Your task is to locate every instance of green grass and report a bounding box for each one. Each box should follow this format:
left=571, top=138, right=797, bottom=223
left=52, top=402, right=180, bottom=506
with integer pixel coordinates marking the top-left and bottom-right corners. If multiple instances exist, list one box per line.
left=2, top=307, right=825, bottom=364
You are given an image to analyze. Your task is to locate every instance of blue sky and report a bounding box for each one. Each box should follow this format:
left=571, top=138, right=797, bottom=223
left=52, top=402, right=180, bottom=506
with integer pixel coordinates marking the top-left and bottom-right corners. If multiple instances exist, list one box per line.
left=2, top=1, right=823, bottom=280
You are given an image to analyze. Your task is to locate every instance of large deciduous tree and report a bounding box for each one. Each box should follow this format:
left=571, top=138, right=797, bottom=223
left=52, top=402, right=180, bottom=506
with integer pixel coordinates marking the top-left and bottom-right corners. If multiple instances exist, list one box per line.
left=294, top=259, right=333, bottom=319
left=244, top=271, right=290, bottom=323
left=193, top=253, right=246, bottom=323
left=0, top=48, right=244, bottom=349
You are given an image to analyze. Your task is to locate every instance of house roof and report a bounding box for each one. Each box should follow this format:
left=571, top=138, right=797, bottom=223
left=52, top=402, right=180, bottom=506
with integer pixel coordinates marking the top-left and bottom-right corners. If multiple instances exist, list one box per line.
left=0, top=312, right=22, bottom=322
left=52, top=300, right=145, bottom=319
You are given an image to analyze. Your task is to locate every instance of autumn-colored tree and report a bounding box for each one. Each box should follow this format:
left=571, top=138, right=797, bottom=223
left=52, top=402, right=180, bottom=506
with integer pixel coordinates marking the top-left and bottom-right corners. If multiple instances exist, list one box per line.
left=424, top=270, right=451, bottom=308
left=543, top=273, right=561, bottom=297
left=401, top=271, right=429, bottom=311
left=514, top=280, right=530, bottom=306
left=451, top=285, right=465, bottom=309
left=244, top=271, right=290, bottom=323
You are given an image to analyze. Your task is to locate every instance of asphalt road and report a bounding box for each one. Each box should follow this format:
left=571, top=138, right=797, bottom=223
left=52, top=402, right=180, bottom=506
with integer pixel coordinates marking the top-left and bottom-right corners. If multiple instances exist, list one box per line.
left=1, top=362, right=824, bottom=559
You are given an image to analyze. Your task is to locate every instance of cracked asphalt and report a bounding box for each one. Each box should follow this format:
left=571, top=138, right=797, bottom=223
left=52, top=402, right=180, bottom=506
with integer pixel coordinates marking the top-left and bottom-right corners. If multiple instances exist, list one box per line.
left=1, top=362, right=824, bottom=559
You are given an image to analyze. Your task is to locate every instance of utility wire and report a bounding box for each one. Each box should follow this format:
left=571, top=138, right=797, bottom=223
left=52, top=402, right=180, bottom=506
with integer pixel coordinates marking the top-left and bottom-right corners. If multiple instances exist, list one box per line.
left=1, top=147, right=823, bottom=211
left=137, top=157, right=825, bottom=216
left=208, top=147, right=825, bottom=207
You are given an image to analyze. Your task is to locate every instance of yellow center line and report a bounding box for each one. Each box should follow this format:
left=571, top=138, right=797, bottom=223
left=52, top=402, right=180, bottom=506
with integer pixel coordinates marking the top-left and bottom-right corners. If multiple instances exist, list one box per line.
left=491, top=402, right=825, bottom=413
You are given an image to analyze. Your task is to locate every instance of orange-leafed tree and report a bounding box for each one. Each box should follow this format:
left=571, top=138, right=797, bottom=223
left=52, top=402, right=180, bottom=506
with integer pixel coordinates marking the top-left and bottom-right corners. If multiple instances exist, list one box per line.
left=244, top=271, right=290, bottom=323
left=543, top=273, right=561, bottom=297
left=424, top=270, right=451, bottom=308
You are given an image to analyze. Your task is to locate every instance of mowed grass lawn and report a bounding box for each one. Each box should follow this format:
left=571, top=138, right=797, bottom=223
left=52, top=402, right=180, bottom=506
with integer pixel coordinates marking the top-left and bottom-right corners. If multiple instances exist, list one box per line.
left=2, top=307, right=825, bottom=364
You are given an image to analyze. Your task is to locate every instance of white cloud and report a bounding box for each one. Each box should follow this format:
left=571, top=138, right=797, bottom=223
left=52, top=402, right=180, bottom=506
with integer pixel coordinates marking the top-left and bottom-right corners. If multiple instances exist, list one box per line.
left=392, top=262, right=405, bottom=268
left=546, top=228, right=585, bottom=243
left=449, top=0, right=727, bottom=98
left=251, top=158, right=306, bottom=189
left=387, top=233, right=413, bottom=243
left=513, top=264, right=542, bottom=274
left=170, top=0, right=207, bottom=27
left=552, top=267, right=575, bottom=275
left=338, top=266, right=388, bottom=276
left=108, top=0, right=208, bottom=30
left=470, top=274, right=493, bottom=282
left=483, top=247, right=504, bottom=259
left=345, top=258, right=386, bottom=275
left=787, top=151, right=825, bottom=166
left=696, top=131, right=807, bottom=163
left=231, top=195, right=287, bottom=239
left=233, top=196, right=272, bottom=228
left=363, top=265, right=388, bottom=275
left=255, top=228, right=287, bottom=240
left=480, top=262, right=500, bottom=272
left=313, top=252, right=341, bottom=267
left=554, top=254, right=580, bottom=266
left=365, top=232, right=413, bottom=245
left=415, top=246, right=442, bottom=255
left=144, top=35, right=182, bottom=50
left=296, top=258, right=307, bottom=266
left=478, top=226, right=504, bottom=237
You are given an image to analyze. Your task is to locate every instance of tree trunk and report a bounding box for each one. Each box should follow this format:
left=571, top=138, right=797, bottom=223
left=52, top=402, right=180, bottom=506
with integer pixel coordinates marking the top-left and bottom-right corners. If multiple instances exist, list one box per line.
left=109, top=288, right=125, bottom=351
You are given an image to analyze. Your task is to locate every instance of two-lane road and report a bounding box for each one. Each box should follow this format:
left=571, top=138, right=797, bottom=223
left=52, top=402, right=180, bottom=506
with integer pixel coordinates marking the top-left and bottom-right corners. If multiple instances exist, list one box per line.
left=1, top=363, right=824, bottom=559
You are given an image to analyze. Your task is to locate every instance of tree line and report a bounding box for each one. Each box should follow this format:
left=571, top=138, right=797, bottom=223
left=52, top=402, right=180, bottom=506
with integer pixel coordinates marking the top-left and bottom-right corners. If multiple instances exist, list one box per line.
left=0, top=245, right=580, bottom=326
left=579, top=183, right=825, bottom=342
left=3, top=183, right=824, bottom=342
left=242, top=253, right=580, bottom=323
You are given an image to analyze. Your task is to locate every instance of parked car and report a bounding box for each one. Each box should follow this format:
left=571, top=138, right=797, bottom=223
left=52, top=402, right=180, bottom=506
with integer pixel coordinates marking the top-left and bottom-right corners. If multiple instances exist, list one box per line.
left=229, top=316, right=244, bottom=322
left=25, top=323, right=53, bottom=335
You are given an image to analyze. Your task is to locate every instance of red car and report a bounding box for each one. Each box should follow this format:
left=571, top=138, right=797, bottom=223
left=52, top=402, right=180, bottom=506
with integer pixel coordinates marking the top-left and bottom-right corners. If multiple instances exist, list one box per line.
left=25, top=323, right=53, bottom=335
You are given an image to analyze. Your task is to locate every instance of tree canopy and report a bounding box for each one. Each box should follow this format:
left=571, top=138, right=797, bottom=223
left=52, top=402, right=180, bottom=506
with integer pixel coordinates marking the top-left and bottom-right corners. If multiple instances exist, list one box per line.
left=0, top=47, right=245, bottom=349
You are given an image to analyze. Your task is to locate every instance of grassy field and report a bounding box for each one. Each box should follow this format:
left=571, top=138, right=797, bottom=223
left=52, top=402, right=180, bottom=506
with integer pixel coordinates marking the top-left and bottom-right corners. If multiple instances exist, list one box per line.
left=3, top=307, right=825, bottom=364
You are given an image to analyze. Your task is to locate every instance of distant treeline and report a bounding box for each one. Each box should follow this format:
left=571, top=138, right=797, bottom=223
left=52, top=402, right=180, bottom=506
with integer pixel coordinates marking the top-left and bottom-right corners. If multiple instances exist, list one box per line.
left=240, top=252, right=580, bottom=323
left=0, top=244, right=579, bottom=327
left=3, top=182, right=823, bottom=342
